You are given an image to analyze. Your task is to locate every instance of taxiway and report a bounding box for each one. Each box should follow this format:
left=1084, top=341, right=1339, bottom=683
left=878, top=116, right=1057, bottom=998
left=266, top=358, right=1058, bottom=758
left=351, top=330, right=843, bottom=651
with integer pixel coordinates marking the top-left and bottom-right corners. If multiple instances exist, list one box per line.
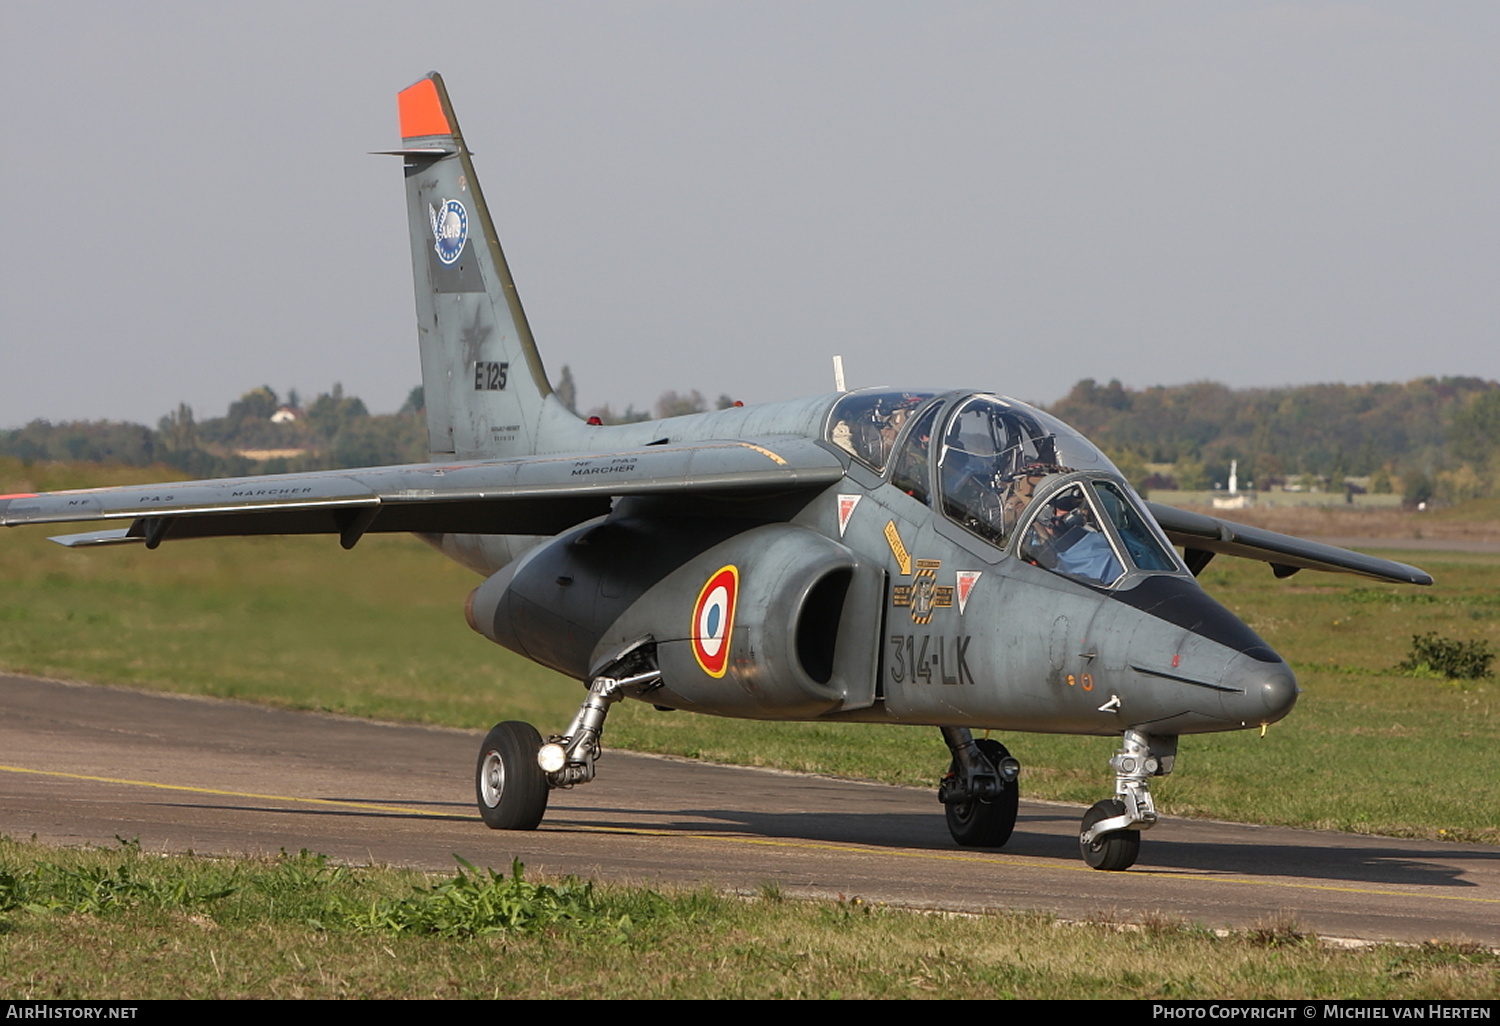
left=2, top=673, right=1495, bottom=946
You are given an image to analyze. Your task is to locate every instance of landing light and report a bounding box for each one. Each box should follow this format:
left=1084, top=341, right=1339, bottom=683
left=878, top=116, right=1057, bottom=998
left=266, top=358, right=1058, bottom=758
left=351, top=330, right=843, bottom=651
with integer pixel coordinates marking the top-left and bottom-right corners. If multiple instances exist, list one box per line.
left=537, top=743, right=567, bottom=773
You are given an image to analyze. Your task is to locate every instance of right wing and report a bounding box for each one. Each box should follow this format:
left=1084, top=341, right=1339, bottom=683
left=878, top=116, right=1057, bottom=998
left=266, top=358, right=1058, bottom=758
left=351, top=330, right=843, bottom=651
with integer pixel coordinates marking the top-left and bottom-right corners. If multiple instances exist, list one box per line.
left=1, top=438, right=845, bottom=549
left=1146, top=501, right=1432, bottom=586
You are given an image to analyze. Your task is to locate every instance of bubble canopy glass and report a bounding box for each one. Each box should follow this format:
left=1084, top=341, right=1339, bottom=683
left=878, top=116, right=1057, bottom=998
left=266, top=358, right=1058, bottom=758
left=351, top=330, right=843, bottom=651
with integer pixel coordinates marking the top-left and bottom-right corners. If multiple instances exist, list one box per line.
left=828, top=391, right=1179, bottom=585
left=933, top=394, right=1119, bottom=547
left=826, top=389, right=938, bottom=471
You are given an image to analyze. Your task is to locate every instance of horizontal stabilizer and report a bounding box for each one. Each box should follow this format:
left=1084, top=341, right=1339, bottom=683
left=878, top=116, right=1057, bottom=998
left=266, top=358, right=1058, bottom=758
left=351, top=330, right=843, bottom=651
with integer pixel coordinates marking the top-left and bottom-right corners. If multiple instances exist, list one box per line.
left=1146, top=502, right=1433, bottom=586
left=48, top=528, right=143, bottom=548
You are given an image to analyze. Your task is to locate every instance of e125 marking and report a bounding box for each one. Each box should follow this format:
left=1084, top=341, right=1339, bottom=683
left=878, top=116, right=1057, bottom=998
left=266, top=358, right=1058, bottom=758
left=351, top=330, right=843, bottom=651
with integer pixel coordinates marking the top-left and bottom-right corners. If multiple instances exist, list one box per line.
left=474, top=361, right=509, bottom=391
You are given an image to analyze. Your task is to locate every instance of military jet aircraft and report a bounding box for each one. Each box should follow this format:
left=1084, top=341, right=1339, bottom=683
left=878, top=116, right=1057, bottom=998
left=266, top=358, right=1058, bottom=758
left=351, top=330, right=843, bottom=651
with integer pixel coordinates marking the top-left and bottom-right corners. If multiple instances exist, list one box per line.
left=1, top=74, right=1432, bottom=871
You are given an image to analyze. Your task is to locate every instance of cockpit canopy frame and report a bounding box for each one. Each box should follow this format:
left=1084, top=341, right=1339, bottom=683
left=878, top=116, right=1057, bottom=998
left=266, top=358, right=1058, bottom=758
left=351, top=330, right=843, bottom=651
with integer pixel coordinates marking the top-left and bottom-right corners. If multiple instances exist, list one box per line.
left=825, top=389, right=939, bottom=472
left=828, top=390, right=1187, bottom=588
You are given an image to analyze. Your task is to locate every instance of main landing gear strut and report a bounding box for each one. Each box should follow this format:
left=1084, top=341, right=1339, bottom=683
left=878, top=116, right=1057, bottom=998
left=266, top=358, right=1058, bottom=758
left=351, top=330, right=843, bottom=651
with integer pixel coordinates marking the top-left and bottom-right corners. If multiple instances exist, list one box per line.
left=475, top=646, right=661, bottom=831
left=1077, top=729, right=1176, bottom=871
left=938, top=726, right=1022, bottom=847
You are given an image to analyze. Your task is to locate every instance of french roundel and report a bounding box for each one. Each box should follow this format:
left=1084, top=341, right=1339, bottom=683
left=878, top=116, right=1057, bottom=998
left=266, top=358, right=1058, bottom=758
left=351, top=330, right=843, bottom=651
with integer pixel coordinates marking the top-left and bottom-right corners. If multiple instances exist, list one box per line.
left=691, top=565, right=739, bottom=678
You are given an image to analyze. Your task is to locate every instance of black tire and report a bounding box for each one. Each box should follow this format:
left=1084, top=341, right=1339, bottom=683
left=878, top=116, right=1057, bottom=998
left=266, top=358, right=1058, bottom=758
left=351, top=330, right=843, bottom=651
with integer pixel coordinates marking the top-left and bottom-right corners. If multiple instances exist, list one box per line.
left=475, top=721, right=549, bottom=830
left=1079, top=798, right=1140, bottom=871
left=945, top=739, right=1019, bottom=847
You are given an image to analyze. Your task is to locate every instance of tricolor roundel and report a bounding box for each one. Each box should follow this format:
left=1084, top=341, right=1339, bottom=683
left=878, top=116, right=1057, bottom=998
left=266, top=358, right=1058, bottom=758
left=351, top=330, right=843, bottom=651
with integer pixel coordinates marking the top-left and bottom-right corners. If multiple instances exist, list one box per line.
left=691, top=565, right=739, bottom=678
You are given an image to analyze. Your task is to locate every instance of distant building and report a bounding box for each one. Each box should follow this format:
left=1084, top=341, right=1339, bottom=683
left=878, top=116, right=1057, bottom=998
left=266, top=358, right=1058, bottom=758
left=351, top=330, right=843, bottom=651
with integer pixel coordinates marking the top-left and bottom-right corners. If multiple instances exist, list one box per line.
left=235, top=448, right=308, bottom=462
left=270, top=406, right=301, bottom=424
left=1212, top=459, right=1254, bottom=508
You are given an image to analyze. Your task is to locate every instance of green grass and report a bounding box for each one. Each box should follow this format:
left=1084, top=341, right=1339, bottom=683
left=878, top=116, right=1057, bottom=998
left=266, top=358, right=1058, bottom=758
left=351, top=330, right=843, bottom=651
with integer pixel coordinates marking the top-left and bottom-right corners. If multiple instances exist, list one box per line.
left=1433, top=496, right=1500, bottom=523
left=2, top=838, right=1495, bottom=999
left=2, top=458, right=1496, bottom=843
left=0, top=457, right=193, bottom=494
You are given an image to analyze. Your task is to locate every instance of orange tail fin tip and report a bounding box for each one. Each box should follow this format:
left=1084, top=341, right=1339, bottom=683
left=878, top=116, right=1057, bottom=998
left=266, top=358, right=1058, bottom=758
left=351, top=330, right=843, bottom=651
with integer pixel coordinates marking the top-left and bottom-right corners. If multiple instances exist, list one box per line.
left=398, top=76, right=450, bottom=139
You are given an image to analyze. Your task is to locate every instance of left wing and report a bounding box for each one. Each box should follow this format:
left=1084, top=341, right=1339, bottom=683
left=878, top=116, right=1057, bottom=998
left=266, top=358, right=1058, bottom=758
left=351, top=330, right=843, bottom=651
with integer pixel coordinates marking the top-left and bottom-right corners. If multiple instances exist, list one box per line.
left=1, top=438, right=845, bottom=550
left=1146, top=501, right=1432, bottom=586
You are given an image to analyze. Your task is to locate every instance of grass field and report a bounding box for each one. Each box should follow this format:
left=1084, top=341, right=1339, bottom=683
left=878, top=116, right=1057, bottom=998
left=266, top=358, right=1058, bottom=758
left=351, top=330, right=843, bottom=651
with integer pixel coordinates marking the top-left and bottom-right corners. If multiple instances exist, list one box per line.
left=2, top=839, right=1495, bottom=999
left=1, top=457, right=1496, bottom=845
left=1181, top=496, right=1500, bottom=545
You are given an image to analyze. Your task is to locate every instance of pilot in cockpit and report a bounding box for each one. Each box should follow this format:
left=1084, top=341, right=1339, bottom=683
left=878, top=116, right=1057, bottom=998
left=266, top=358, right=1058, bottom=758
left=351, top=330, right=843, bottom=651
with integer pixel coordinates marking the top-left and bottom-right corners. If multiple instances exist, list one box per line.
left=1021, top=486, right=1124, bottom=585
left=877, top=405, right=912, bottom=465
left=829, top=392, right=932, bottom=470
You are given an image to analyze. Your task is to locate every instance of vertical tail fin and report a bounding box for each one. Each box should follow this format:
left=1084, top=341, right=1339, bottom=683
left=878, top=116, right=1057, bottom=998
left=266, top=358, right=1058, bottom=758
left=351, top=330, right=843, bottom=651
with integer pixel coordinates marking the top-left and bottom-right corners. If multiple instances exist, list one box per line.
left=392, top=73, right=559, bottom=459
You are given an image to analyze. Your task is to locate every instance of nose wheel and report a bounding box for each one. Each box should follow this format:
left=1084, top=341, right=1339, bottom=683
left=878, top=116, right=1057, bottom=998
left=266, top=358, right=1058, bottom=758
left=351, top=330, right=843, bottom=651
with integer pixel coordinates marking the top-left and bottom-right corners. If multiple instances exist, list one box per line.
left=1077, top=729, right=1176, bottom=871
left=1079, top=799, right=1140, bottom=871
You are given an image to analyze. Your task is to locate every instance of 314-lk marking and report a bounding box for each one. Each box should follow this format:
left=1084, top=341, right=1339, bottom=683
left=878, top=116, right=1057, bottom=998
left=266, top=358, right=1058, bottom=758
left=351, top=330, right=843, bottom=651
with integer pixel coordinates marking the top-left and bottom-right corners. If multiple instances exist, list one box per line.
left=889, top=634, right=974, bottom=686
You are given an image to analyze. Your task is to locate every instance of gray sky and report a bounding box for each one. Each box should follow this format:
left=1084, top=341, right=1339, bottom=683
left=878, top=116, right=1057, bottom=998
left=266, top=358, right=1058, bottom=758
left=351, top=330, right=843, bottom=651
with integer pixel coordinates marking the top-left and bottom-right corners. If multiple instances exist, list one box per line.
left=3, top=1, right=1496, bottom=428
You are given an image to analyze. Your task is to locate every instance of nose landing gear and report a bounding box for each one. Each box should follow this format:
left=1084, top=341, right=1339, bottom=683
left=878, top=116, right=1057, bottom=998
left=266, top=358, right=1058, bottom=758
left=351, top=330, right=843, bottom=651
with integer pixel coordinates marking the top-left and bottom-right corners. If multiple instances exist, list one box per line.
left=1078, top=729, right=1175, bottom=871
left=1079, top=798, right=1140, bottom=870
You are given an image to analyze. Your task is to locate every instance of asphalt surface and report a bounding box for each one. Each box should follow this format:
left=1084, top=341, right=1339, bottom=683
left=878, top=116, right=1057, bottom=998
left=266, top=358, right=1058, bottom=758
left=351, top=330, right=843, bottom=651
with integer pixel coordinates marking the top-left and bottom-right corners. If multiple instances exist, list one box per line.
left=2, top=673, right=1496, bottom=947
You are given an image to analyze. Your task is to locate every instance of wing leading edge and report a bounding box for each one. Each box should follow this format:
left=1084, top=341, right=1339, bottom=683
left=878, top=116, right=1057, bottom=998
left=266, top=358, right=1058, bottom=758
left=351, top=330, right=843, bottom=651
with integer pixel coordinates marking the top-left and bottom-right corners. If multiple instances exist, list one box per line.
left=1, top=438, right=846, bottom=549
left=1146, top=501, right=1432, bottom=586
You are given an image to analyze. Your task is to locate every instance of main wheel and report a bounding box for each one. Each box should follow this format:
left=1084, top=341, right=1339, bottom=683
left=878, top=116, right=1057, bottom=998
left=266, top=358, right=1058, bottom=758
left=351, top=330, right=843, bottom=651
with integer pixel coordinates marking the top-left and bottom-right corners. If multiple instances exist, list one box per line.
left=475, top=721, right=549, bottom=830
left=945, top=739, right=1019, bottom=847
left=1079, top=798, right=1140, bottom=871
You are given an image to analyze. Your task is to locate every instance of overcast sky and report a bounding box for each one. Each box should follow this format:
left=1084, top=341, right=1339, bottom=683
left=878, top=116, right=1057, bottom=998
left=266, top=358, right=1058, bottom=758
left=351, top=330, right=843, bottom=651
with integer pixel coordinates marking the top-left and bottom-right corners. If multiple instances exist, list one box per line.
left=2, top=1, right=1496, bottom=428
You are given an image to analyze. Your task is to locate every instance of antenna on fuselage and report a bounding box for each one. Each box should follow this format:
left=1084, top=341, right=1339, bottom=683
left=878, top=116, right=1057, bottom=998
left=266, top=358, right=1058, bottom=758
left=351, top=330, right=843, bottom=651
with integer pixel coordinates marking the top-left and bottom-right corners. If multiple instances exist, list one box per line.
left=833, top=355, right=846, bottom=392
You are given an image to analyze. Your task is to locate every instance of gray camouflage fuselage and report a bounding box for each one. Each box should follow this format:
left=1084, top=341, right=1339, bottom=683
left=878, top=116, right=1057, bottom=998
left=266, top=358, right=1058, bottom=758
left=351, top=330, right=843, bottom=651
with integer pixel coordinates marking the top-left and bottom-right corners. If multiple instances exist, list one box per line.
left=453, top=388, right=1298, bottom=738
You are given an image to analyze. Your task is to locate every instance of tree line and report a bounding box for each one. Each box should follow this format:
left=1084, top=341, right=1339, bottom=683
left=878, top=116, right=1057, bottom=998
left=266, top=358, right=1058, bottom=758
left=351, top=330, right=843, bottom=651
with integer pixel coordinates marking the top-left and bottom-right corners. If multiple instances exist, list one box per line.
left=1, top=383, right=427, bottom=479
left=1048, top=376, right=1500, bottom=504
left=5, top=373, right=1497, bottom=506
left=0, top=368, right=734, bottom=478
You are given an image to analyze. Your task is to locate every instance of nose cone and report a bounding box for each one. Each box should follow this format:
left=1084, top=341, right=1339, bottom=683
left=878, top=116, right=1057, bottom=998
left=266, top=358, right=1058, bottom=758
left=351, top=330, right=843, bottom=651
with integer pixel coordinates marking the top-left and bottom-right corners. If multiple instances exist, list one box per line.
left=1110, top=575, right=1301, bottom=730
left=1224, top=649, right=1299, bottom=725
